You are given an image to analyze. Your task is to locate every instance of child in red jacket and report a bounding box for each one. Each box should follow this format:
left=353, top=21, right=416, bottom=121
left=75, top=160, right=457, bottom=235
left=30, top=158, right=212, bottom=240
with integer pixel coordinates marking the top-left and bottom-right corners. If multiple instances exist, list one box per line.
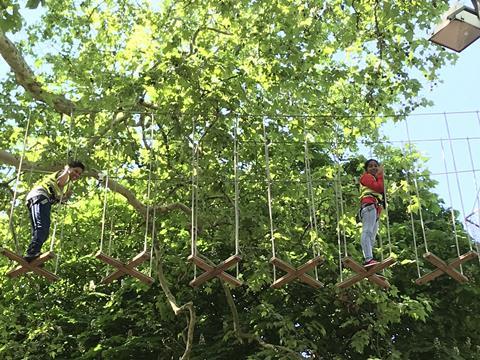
left=359, top=159, right=384, bottom=267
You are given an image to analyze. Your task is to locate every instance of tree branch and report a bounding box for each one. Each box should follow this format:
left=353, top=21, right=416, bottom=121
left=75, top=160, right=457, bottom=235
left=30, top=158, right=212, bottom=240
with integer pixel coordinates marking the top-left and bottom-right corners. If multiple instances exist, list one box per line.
left=221, top=283, right=302, bottom=359
left=85, top=112, right=130, bottom=149
left=0, top=29, right=77, bottom=115
left=154, top=245, right=196, bottom=360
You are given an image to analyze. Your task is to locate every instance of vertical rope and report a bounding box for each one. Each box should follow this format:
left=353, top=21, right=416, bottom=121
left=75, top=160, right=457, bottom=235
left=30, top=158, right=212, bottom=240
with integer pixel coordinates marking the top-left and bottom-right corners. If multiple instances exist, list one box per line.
left=382, top=172, right=393, bottom=254
left=107, top=181, right=118, bottom=257
left=444, top=113, right=473, bottom=252
left=52, top=111, right=75, bottom=272
left=233, top=117, right=241, bottom=277
left=99, top=174, right=110, bottom=253
left=405, top=119, right=429, bottom=253
left=333, top=163, right=344, bottom=281
left=190, top=118, right=198, bottom=279
left=467, top=138, right=480, bottom=214
left=440, top=139, right=463, bottom=274
left=336, top=163, right=348, bottom=257
left=303, top=122, right=319, bottom=280
left=98, top=136, right=113, bottom=254
left=143, top=115, right=154, bottom=253
left=466, top=137, right=480, bottom=261
left=8, top=110, right=32, bottom=254
left=402, top=143, right=422, bottom=278
left=149, top=203, right=156, bottom=277
left=262, top=119, right=276, bottom=281
left=378, top=231, right=384, bottom=263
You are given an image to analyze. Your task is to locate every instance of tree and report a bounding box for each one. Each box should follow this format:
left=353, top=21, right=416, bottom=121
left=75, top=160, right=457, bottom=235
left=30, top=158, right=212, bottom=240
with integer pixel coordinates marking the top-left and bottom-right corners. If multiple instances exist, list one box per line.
left=1, top=1, right=479, bottom=359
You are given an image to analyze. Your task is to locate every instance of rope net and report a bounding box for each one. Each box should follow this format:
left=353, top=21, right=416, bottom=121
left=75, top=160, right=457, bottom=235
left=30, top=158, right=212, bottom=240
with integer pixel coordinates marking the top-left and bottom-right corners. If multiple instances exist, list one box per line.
left=465, top=210, right=480, bottom=244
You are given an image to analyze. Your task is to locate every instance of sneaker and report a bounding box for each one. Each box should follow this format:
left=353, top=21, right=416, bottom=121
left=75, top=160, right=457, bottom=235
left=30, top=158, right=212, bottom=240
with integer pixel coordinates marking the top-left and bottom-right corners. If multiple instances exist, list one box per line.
left=24, top=252, right=41, bottom=263
left=364, top=259, right=379, bottom=268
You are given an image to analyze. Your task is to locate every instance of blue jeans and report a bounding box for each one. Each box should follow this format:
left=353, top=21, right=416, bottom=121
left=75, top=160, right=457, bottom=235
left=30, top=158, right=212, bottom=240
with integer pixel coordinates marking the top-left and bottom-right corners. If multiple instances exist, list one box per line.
left=360, top=204, right=378, bottom=262
left=25, top=195, right=52, bottom=256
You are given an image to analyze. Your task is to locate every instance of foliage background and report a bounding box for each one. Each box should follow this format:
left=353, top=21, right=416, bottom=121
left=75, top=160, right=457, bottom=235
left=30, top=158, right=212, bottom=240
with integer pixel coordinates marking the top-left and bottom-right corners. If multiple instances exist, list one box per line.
left=1, top=1, right=479, bottom=359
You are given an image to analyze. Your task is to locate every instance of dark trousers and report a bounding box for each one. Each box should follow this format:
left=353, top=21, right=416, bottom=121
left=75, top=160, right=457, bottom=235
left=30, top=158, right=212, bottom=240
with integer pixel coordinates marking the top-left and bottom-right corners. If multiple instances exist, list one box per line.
left=25, top=196, right=52, bottom=256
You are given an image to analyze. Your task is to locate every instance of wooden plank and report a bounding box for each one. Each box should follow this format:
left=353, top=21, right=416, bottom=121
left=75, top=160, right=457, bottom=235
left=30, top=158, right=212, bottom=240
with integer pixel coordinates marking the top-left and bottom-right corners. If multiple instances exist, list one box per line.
left=343, top=257, right=395, bottom=274
left=189, top=270, right=242, bottom=287
left=337, top=271, right=389, bottom=289
left=271, top=273, right=323, bottom=289
left=188, top=254, right=241, bottom=272
left=102, top=268, right=154, bottom=285
left=97, top=251, right=150, bottom=271
left=415, top=251, right=477, bottom=285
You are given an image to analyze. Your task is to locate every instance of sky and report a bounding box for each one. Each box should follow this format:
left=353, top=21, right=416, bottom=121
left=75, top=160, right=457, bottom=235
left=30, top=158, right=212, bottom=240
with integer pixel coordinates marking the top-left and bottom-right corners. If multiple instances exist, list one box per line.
left=382, top=36, right=480, bottom=235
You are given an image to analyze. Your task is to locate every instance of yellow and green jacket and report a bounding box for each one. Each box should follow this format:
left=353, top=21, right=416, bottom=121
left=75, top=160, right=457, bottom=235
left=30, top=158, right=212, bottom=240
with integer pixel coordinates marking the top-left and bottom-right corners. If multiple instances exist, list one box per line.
left=26, top=170, right=72, bottom=204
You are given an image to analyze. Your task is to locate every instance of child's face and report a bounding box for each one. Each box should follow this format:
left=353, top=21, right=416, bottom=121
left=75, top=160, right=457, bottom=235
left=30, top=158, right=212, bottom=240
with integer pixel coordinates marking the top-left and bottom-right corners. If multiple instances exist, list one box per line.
left=69, top=167, right=83, bottom=181
left=366, top=161, right=379, bottom=176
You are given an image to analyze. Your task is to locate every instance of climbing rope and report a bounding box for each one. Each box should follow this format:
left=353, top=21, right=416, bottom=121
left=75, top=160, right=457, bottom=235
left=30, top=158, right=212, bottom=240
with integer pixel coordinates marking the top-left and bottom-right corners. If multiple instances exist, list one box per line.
left=7, top=110, right=32, bottom=254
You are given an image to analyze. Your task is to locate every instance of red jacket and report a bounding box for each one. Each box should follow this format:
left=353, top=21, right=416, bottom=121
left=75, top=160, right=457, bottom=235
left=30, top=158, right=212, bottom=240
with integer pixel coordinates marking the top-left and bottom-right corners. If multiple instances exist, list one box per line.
left=359, top=172, right=384, bottom=215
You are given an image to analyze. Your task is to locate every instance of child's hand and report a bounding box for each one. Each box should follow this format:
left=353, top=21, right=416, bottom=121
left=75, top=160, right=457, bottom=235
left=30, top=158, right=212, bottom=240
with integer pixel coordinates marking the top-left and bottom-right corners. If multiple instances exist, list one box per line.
left=61, top=189, right=73, bottom=202
left=377, top=165, right=384, bottom=176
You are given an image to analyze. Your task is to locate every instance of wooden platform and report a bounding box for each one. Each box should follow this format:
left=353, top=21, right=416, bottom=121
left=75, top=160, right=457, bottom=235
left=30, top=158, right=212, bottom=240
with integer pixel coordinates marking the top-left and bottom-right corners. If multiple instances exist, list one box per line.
left=416, top=251, right=478, bottom=285
left=188, top=254, right=242, bottom=287
left=0, top=248, right=59, bottom=282
left=96, top=250, right=154, bottom=285
left=270, top=255, right=324, bottom=289
left=336, top=257, right=396, bottom=289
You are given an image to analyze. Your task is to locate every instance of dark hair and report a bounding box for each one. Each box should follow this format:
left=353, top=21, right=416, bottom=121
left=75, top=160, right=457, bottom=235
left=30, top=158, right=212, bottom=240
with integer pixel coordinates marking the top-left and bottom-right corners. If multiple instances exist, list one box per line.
left=68, top=160, right=85, bottom=171
left=364, top=158, right=379, bottom=171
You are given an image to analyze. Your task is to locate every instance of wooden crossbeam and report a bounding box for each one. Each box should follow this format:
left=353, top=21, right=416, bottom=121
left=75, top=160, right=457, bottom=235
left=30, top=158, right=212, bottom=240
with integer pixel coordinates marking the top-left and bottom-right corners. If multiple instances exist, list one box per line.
left=416, top=251, right=478, bottom=285
left=188, top=254, right=242, bottom=288
left=336, top=257, right=396, bottom=289
left=0, top=248, right=59, bottom=282
left=270, top=256, right=324, bottom=289
left=96, top=250, right=154, bottom=285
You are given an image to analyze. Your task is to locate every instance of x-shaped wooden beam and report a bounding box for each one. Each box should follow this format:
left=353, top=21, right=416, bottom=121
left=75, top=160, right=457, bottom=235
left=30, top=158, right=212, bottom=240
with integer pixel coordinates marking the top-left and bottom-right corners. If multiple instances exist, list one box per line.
left=188, top=254, right=242, bottom=288
left=337, top=257, right=396, bottom=289
left=270, top=256, right=324, bottom=289
left=0, top=248, right=59, bottom=282
left=95, top=250, right=154, bottom=285
left=416, top=251, right=478, bottom=285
